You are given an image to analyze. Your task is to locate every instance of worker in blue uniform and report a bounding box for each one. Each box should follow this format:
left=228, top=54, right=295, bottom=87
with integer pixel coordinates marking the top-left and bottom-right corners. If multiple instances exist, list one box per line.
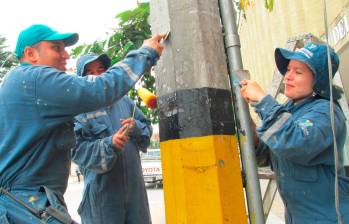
left=241, top=42, right=349, bottom=223
left=0, top=24, right=164, bottom=223
left=72, top=53, right=152, bottom=224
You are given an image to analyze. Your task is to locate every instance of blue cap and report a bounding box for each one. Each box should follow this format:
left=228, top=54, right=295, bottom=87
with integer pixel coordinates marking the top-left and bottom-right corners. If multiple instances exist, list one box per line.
left=76, top=53, right=111, bottom=76
left=275, top=42, right=340, bottom=100
left=15, top=24, right=79, bottom=59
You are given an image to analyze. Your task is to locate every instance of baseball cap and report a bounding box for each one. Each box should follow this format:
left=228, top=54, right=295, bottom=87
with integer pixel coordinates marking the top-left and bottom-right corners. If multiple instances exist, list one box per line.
left=15, top=24, right=79, bottom=59
left=275, top=42, right=340, bottom=100
left=76, top=53, right=111, bottom=76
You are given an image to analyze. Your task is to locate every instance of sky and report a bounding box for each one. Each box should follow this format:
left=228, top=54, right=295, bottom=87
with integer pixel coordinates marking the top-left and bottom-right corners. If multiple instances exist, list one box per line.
left=0, top=0, right=139, bottom=53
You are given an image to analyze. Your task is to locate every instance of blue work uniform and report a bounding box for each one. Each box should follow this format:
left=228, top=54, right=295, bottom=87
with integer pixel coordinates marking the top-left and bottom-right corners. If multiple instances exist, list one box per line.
left=72, top=96, right=152, bottom=224
left=255, top=95, right=349, bottom=223
left=0, top=47, right=158, bottom=223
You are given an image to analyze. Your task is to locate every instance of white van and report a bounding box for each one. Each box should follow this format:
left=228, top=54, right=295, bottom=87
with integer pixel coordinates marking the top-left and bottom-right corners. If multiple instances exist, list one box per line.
left=140, top=148, right=162, bottom=187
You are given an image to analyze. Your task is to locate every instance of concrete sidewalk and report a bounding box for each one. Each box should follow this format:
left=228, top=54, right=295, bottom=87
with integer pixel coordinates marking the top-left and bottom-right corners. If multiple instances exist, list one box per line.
left=65, top=177, right=285, bottom=224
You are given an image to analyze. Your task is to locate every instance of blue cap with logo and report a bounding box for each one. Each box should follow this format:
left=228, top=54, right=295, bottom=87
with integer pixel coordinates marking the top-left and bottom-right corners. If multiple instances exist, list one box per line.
left=76, top=53, right=111, bottom=76
left=15, top=24, right=79, bottom=59
left=275, top=42, right=340, bottom=100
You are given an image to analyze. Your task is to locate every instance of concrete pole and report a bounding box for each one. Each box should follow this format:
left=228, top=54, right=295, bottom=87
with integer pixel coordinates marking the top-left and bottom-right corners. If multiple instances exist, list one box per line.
left=150, top=0, right=247, bottom=223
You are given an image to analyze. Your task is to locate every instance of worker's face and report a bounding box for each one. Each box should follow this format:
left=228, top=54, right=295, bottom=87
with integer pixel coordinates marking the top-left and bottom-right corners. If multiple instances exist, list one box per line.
left=84, top=60, right=107, bottom=76
left=30, top=41, right=70, bottom=71
left=284, top=60, right=314, bottom=102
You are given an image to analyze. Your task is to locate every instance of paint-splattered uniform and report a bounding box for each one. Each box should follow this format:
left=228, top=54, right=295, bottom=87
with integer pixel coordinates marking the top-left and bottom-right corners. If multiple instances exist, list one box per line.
left=255, top=95, right=349, bottom=223
left=0, top=47, right=158, bottom=223
left=72, top=96, right=152, bottom=224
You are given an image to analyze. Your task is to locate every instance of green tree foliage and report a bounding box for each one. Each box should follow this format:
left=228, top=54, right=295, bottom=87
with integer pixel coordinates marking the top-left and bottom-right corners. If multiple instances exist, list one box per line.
left=0, top=35, right=18, bottom=79
left=236, top=0, right=274, bottom=20
left=71, top=3, right=158, bottom=123
left=70, top=1, right=273, bottom=123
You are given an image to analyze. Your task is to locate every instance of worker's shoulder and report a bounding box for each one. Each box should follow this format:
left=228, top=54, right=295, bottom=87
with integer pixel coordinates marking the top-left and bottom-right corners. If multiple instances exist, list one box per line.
left=0, top=65, right=47, bottom=87
left=8, top=64, right=67, bottom=81
left=302, top=97, right=343, bottom=116
left=15, top=63, right=53, bottom=72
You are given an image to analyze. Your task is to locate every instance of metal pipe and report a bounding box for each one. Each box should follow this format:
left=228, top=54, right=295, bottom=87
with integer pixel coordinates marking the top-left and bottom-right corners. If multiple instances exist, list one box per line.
left=218, top=0, right=265, bottom=223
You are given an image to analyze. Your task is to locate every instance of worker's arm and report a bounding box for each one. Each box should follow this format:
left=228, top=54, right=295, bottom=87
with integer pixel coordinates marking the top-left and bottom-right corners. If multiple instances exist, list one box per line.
left=253, top=95, right=345, bottom=166
left=35, top=45, right=160, bottom=126
left=72, top=114, right=122, bottom=174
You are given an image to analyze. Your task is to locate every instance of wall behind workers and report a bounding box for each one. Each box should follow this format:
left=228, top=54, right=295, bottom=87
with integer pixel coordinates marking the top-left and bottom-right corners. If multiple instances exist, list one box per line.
left=238, top=0, right=349, bottom=172
left=238, top=0, right=349, bottom=90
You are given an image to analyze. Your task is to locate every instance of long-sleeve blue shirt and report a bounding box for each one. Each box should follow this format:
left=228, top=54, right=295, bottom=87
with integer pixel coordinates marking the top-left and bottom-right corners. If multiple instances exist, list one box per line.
left=0, top=46, right=158, bottom=223
left=254, top=95, right=349, bottom=223
left=72, top=96, right=152, bottom=224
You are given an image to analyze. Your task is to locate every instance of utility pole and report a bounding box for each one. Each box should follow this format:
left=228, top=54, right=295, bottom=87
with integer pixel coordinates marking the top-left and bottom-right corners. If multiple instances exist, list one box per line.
left=219, top=0, right=265, bottom=223
left=150, top=0, right=247, bottom=223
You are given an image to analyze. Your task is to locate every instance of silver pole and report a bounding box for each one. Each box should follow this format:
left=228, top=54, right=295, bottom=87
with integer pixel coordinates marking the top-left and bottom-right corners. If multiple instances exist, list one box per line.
left=218, top=0, right=265, bottom=223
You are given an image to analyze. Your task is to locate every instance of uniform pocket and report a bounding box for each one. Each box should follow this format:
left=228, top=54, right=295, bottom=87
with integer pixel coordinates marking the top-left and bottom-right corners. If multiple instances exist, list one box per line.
left=90, top=123, right=109, bottom=136
left=292, top=164, right=319, bottom=182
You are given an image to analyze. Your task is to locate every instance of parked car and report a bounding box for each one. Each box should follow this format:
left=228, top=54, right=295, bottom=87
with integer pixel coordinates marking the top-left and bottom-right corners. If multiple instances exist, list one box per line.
left=141, top=148, right=162, bottom=188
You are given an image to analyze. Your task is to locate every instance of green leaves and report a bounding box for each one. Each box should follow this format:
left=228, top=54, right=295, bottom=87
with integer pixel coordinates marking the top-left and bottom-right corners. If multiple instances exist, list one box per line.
left=264, top=0, right=274, bottom=12
left=71, top=3, right=158, bottom=123
left=234, top=0, right=274, bottom=20
left=0, top=35, right=18, bottom=79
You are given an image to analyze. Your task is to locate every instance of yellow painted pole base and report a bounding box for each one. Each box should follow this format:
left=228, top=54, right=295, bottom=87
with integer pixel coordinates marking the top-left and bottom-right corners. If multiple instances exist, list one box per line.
left=160, top=135, right=247, bottom=224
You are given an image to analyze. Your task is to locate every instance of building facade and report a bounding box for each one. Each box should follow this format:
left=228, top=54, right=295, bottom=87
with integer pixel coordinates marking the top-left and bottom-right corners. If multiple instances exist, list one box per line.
left=238, top=0, right=349, bottom=172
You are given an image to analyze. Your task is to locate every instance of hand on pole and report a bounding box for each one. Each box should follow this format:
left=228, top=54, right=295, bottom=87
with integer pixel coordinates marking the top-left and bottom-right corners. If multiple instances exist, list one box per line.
left=240, top=79, right=267, bottom=104
left=142, top=34, right=167, bottom=56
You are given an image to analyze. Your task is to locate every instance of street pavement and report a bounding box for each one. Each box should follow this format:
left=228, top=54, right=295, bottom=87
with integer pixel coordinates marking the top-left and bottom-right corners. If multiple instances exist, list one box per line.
left=65, top=176, right=284, bottom=224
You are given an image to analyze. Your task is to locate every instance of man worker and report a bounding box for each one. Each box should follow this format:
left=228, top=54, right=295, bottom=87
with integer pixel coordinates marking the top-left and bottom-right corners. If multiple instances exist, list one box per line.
left=0, top=24, right=164, bottom=224
left=72, top=53, right=153, bottom=224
